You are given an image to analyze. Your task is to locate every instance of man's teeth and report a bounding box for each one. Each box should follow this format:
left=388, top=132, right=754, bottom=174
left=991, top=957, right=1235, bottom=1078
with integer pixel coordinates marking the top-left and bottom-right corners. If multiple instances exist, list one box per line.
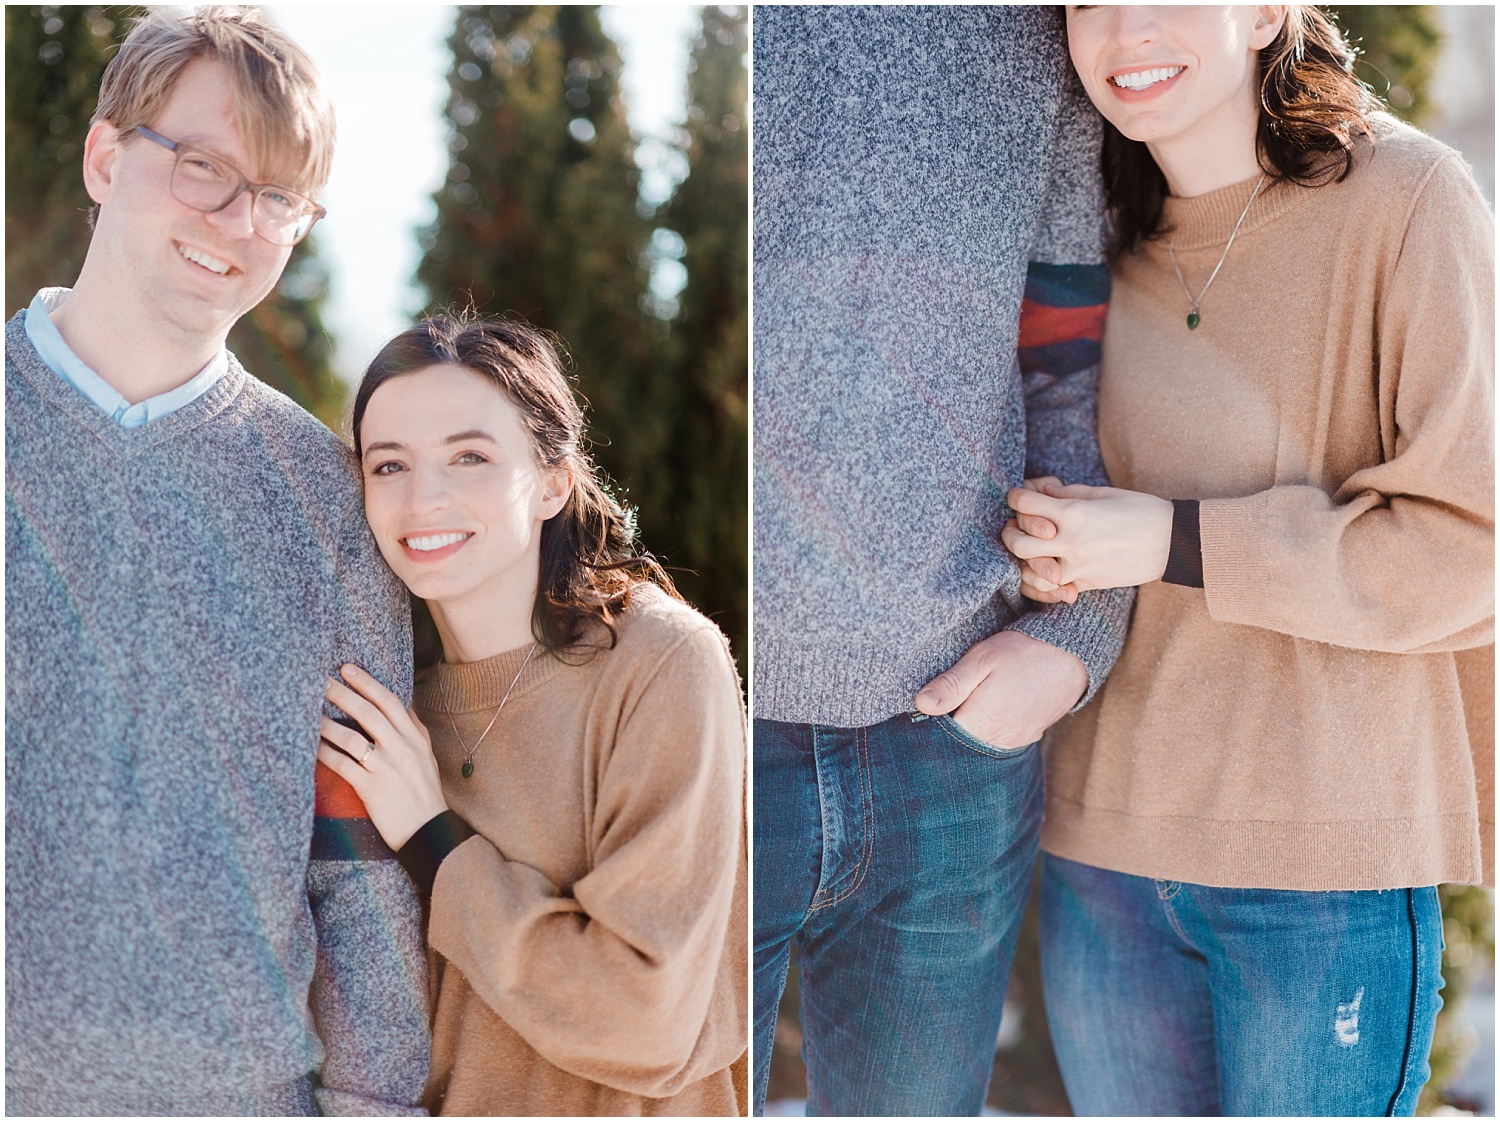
left=1112, top=67, right=1183, bottom=91
left=179, top=245, right=231, bottom=274
left=405, top=532, right=471, bottom=552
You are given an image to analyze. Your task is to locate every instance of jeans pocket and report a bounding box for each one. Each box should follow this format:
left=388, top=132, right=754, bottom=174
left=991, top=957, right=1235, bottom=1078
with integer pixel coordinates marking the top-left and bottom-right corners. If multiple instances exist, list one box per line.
left=932, top=713, right=1036, bottom=759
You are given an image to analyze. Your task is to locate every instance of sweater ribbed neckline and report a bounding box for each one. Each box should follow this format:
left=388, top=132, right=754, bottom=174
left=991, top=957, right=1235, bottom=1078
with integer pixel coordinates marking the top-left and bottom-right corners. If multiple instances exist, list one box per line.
left=415, top=641, right=561, bottom=715
left=7, top=312, right=248, bottom=451
left=1157, top=170, right=1313, bottom=251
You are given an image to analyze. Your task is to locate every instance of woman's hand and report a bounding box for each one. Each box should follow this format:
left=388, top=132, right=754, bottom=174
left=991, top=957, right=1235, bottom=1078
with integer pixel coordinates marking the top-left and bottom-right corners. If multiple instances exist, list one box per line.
left=1002, top=481, right=1174, bottom=596
left=318, top=664, right=449, bottom=852
left=1006, top=477, right=1077, bottom=603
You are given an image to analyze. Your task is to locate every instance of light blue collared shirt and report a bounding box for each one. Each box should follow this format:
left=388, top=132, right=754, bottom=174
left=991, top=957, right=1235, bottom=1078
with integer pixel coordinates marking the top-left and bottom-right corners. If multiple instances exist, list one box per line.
left=25, top=287, right=228, bottom=428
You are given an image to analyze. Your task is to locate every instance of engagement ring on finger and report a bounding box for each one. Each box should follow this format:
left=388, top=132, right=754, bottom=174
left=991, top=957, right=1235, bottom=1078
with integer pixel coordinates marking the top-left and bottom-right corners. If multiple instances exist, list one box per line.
left=360, top=742, right=375, bottom=765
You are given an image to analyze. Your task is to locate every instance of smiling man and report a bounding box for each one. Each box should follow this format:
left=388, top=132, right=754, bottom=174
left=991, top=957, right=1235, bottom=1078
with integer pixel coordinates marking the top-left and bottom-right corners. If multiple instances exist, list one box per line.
left=6, top=7, right=429, bottom=1115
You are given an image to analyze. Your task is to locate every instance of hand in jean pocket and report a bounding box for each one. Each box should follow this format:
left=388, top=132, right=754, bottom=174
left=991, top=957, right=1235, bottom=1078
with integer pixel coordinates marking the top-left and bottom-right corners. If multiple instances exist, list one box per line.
left=914, top=630, right=1087, bottom=750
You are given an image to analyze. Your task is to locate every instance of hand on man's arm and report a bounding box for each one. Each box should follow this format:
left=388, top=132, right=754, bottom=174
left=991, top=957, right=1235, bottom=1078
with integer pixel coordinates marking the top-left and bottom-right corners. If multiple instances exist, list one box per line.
left=914, top=630, right=1088, bottom=751
left=308, top=496, right=430, bottom=1115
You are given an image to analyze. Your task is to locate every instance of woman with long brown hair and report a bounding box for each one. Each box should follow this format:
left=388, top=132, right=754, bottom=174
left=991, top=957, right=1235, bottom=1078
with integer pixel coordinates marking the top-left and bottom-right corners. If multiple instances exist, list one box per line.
left=316, top=314, right=747, bottom=1115
left=1002, top=7, right=1492, bottom=1114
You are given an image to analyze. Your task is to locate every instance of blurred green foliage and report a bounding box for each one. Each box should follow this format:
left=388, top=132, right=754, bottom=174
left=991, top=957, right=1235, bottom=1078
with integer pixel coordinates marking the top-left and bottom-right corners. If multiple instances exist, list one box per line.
left=1421, top=883, right=1495, bottom=1114
left=1326, top=6, right=1443, bottom=125
left=5, top=4, right=343, bottom=425
left=417, top=5, right=747, bottom=672
left=646, top=5, right=748, bottom=681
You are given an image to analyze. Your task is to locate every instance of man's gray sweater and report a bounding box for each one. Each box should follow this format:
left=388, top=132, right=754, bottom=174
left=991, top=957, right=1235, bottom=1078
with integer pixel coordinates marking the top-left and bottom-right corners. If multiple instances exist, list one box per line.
left=753, top=6, right=1133, bottom=726
left=5, top=313, right=429, bottom=1114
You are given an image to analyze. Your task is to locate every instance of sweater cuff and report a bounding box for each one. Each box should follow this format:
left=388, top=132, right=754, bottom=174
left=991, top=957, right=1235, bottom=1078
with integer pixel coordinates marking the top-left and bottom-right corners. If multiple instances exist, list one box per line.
left=1197, top=491, right=1273, bottom=625
left=1006, top=584, right=1134, bottom=710
left=1162, top=500, right=1204, bottom=587
left=396, top=810, right=475, bottom=900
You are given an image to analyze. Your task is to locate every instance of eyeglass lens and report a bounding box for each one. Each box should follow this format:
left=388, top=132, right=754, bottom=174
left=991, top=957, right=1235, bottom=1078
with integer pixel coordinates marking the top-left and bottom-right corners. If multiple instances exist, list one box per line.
left=171, top=149, right=313, bottom=245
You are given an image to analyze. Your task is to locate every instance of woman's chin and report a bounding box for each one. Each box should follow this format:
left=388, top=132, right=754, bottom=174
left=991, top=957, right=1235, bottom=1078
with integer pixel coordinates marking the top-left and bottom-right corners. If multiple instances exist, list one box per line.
left=395, top=568, right=467, bottom=604
left=1106, top=114, right=1173, bottom=146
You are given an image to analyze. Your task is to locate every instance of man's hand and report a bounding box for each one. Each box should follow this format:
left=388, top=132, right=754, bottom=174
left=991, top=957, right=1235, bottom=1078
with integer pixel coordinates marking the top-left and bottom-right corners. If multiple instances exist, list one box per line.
left=914, top=630, right=1088, bottom=750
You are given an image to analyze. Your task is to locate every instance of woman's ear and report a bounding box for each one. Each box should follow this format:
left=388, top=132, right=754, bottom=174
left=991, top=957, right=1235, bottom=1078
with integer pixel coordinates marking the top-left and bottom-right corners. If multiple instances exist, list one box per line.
left=539, top=464, right=575, bottom=520
left=82, top=120, right=124, bottom=206
left=1250, top=6, right=1287, bottom=51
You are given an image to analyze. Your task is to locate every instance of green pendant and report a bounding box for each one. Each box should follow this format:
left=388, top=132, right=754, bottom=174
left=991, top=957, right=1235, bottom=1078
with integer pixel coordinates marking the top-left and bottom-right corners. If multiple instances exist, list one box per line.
left=461, top=760, right=474, bottom=779
left=1186, top=311, right=1200, bottom=330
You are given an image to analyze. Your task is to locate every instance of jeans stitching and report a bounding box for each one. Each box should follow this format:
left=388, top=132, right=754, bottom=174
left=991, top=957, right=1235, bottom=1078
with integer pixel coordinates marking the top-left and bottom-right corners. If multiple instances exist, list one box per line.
left=1385, top=888, right=1422, bottom=1116
left=933, top=713, right=1033, bottom=759
left=809, top=725, right=875, bottom=911
left=1160, top=894, right=1193, bottom=945
left=808, top=724, right=835, bottom=908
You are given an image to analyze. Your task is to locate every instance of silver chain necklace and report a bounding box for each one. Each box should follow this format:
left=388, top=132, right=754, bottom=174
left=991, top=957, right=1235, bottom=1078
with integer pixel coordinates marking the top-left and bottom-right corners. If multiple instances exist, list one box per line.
left=1166, top=173, right=1267, bottom=330
left=441, top=641, right=538, bottom=779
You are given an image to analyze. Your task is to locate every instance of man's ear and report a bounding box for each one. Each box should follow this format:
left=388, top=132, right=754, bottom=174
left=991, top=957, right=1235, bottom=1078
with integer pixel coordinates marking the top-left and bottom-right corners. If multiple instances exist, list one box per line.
left=540, top=464, right=575, bottom=521
left=81, top=120, right=125, bottom=206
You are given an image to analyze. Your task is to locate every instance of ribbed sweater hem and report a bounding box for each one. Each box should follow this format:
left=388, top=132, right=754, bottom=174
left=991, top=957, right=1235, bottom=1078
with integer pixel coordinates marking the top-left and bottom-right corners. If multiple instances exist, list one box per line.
left=752, top=639, right=929, bottom=727
left=1041, top=797, right=1483, bottom=891
left=755, top=593, right=1130, bottom=727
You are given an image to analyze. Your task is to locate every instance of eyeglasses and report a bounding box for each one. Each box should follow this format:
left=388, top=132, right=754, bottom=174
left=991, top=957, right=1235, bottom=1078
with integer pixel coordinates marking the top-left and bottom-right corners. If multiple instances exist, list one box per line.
left=133, top=125, right=326, bottom=247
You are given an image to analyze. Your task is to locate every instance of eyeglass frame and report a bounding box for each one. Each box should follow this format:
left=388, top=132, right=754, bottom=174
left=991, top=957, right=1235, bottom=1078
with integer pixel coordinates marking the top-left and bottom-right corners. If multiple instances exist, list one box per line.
left=131, top=124, right=327, bottom=246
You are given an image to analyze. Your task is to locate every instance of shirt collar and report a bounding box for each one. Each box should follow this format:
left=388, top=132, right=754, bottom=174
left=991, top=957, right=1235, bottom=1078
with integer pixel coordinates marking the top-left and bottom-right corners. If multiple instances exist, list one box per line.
left=25, top=287, right=229, bottom=429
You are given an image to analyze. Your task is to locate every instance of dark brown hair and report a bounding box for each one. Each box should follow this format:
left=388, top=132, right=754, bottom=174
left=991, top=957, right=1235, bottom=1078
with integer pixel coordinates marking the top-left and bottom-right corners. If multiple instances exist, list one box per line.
left=352, top=314, right=678, bottom=665
left=1103, top=6, right=1381, bottom=259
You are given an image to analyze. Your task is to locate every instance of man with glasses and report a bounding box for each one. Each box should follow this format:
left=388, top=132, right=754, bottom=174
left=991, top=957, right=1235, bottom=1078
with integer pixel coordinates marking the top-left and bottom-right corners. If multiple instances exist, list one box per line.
left=6, top=8, right=428, bottom=1114
left=134, top=124, right=328, bottom=247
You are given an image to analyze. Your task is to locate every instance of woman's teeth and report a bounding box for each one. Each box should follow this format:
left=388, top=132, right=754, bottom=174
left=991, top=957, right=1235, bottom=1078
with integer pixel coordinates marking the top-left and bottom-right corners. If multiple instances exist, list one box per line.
left=405, top=532, right=472, bottom=552
left=178, top=244, right=231, bottom=274
left=1111, top=66, right=1183, bottom=91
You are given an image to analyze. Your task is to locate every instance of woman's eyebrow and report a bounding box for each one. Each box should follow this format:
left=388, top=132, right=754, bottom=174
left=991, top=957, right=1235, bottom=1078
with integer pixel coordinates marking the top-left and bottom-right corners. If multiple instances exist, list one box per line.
left=362, top=431, right=496, bottom=457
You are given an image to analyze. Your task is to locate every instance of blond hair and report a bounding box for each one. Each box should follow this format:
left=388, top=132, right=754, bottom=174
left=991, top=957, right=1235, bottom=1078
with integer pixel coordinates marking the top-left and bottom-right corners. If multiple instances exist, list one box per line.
left=92, top=6, right=335, bottom=197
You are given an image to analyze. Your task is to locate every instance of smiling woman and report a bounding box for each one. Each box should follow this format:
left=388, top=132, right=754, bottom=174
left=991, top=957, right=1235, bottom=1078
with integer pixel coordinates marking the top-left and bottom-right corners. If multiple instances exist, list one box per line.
left=358, top=363, right=574, bottom=649
left=351, top=316, right=671, bottom=661
left=998, top=6, right=1497, bottom=1117
left=317, top=313, right=749, bottom=1115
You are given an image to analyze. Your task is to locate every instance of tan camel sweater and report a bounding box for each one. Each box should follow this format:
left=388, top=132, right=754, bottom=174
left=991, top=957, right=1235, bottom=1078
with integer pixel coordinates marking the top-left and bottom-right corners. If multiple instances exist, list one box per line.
left=1044, top=119, right=1495, bottom=891
left=413, top=586, right=748, bottom=1115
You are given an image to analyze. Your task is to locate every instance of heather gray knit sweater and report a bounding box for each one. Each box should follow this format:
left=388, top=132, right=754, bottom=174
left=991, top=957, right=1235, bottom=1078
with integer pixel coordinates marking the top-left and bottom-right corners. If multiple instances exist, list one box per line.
left=753, top=6, right=1133, bottom=726
left=5, top=312, right=429, bottom=1115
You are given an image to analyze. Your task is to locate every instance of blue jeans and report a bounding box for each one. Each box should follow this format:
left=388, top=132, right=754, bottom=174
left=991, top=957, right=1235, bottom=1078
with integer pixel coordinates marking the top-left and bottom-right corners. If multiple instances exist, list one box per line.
left=1039, top=853, right=1444, bottom=1116
left=752, top=713, right=1042, bottom=1116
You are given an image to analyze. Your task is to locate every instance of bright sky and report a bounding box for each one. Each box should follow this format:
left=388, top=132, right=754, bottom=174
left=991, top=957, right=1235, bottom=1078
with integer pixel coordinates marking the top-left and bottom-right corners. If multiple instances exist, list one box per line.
left=264, top=5, right=700, bottom=388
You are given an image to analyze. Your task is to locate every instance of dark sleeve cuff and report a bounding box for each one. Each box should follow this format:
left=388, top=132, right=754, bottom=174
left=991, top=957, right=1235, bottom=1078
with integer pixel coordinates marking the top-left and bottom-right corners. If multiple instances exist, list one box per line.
left=395, top=809, right=475, bottom=900
left=1162, top=499, right=1204, bottom=588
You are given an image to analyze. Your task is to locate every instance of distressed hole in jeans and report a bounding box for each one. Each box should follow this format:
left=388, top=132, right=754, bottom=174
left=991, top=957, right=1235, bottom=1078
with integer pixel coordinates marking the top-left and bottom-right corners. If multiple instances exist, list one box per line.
left=1334, top=986, right=1364, bottom=1046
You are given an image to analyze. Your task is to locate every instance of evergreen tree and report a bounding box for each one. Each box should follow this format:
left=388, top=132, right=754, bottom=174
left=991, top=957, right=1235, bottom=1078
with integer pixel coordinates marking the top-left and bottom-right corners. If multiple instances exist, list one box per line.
left=417, top=5, right=656, bottom=483
left=654, top=6, right=748, bottom=671
left=5, top=4, right=343, bottom=425
left=418, top=6, right=748, bottom=667
left=6, top=5, right=132, bottom=316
